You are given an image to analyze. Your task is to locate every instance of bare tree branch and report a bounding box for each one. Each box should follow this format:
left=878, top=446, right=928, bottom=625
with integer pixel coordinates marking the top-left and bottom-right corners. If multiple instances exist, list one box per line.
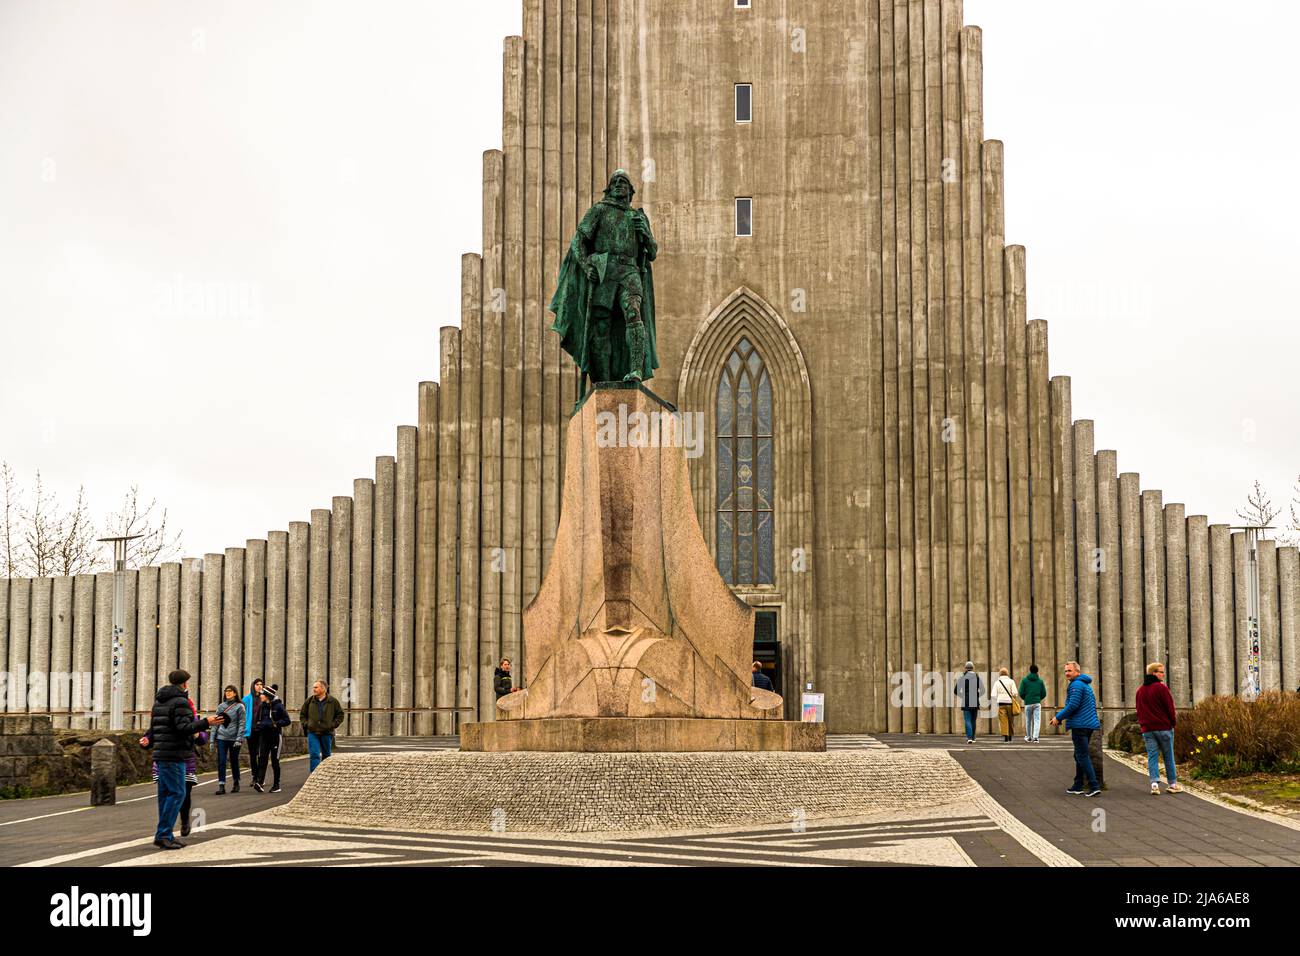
left=1236, top=479, right=1280, bottom=535
left=102, top=485, right=184, bottom=568
left=1, top=462, right=19, bottom=578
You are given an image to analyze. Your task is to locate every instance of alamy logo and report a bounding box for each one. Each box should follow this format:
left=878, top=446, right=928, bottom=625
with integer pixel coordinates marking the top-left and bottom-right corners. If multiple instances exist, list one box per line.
left=49, top=886, right=151, bottom=937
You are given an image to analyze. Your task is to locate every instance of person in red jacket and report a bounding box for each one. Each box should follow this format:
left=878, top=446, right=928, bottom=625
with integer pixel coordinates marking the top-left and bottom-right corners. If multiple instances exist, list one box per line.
left=1135, top=662, right=1183, bottom=795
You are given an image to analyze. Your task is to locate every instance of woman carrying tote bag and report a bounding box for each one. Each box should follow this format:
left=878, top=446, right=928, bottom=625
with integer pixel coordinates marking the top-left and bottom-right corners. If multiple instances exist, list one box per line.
left=992, top=667, right=1021, bottom=742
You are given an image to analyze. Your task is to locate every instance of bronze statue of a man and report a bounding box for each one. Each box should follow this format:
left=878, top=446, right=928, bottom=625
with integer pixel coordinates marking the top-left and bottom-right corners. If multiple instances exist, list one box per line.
left=548, top=169, right=659, bottom=404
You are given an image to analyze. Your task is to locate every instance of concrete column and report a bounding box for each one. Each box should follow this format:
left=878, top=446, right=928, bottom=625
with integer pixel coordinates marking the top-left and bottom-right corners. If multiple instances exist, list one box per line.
left=286, top=522, right=309, bottom=706
left=1004, top=245, right=1032, bottom=691
left=1163, top=504, right=1190, bottom=707
left=941, top=0, right=967, bottom=735
left=199, top=555, right=222, bottom=721
left=178, top=558, right=201, bottom=686
left=222, top=547, right=245, bottom=704
left=350, top=479, right=374, bottom=736
left=0, top=579, right=7, bottom=712
left=329, top=497, right=353, bottom=721
left=1209, top=525, right=1234, bottom=695
left=395, top=426, right=418, bottom=736
left=1140, top=490, right=1165, bottom=665
left=1026, top=321, right=1055, bottom=700
left=540, top=0, right=561, bottom=577
left=480, top=149, right=505, bottom=722
left=1117, top=474, right=1143, bottom=715
left=51, top=576, right=73, bottom=726
left=961, top=24, right=989, bottom=733
left=557, top=0, right=578, bottom=426
left=591, top=0, right=607, bottom=181
left=308, top=509, right=330, bottom=706
left=902, top=0, right=925, bottom=736
left=1049, top=376, right=1075, bottom=701
left=458, top=254, right=483, bottom=730
left=983, top=140, right=1010, bottom=692
left=243, top=539, right=266, bottom=699
left=1279, top=546, right=1298, bottom=693
left=877, top=0, right=902, bottom=734
left=265, top=532, right=287, bottom=693
left=73, top=574, right=95, bottom=729
left=157, top=563, right=180, bottom=692
left=576, top=0, right=591, bottom=218
left=1186, top=516, right=1212, bottom=703
left=1259, top=539, right=1279, bottom=691
left=522, top=0, right=544, bottom=622
left=135, top=566, right=158, bottom=725
left=502, top=38, right=526, bottom=685
left=923, top=0, right=947, bottom=735
left=90, top=572, right=110, bottom=727
left=90, top=738, right=115, bottom=806
left=372, top=456, right=396, bottom=735
left=121, top=572, right=138, bottom=727
left=415, top=381, right=440, bottom=736
left=6, top=577, right=29, bottom=713
left=436, top=328, right=461, bottom=736
left=29, top=577, right=51, bottom=715
left=1073, top=421, right=1098, bottom=678
left=1232, top=531, right=1247, bottom=695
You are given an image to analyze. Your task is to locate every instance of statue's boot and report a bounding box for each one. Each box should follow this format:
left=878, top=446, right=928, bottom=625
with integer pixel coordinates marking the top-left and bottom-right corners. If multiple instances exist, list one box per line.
left=623, top=309, right=645, bottom=383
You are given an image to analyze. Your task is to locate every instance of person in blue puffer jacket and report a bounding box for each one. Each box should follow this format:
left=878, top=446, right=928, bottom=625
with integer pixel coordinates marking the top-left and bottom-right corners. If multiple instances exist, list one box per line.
left=1050, top=660, right=1101, bottom=796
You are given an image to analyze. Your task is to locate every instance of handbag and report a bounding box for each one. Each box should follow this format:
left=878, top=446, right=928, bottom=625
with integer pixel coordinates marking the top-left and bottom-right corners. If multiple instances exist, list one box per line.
left=1001, top=677, right=1022, bottom=715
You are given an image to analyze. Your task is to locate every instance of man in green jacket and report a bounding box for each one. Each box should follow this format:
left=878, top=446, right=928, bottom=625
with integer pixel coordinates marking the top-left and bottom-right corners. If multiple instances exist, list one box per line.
left=1018, top=664, right=1048, bottom=742
left=300, top=679, right=345, bottom=773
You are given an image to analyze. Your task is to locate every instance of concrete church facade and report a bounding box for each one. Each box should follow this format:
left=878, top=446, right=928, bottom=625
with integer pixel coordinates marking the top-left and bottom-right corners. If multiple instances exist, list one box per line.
left=4, top=1, right=1299, bottom=734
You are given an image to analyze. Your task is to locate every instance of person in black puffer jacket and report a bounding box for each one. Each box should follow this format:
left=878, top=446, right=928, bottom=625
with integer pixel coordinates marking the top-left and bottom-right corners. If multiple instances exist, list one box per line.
left=142, top=669, right=223, bottom=849
left=251, top=686, right=291, bottom=793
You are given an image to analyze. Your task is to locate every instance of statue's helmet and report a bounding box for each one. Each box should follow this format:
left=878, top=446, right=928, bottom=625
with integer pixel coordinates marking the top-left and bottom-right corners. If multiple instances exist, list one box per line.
left=604, top=168, right=635, bottom=198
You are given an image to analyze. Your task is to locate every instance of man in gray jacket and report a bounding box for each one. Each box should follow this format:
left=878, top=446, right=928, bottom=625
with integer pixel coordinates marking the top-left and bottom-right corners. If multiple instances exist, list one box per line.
left=953, top=662, right=984, bottom=744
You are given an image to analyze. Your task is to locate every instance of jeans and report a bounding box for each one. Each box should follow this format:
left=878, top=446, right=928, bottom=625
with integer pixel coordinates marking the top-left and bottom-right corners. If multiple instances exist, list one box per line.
left=154, top=761, right=187, bottom=842
left=216, top=739, right=242, bottom=784
left=1070, top=728, right=1099, bottom=790
left=1024, top=703, right=1041, bottom=740
left=962, top=708, right=979, bottom=740
left=1143, top=729, right=1177, bottom=785
left=307, top=732, right=334, bottom=773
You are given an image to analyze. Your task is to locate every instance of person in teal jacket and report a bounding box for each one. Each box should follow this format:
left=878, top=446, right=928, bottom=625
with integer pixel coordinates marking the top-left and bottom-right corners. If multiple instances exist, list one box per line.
left=1050, top=661, right=1101, bottom=796
left=242, top=677, right=264, bottom=785
left=1018, top=664, right=1048, bottom=743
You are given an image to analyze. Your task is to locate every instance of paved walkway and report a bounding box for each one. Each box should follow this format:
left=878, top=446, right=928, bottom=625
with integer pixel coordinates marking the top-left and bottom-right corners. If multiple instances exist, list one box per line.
left=4, top=733, right=1298, bottom=866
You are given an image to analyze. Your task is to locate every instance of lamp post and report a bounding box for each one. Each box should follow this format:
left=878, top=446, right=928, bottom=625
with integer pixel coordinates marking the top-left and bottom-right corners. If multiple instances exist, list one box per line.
left=1230, top=525, right=1271, bottom=701
left=97, top=534, right=142, bottom=731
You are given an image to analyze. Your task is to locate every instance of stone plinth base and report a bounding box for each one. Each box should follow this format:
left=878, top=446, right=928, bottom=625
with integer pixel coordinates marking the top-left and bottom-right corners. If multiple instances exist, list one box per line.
left=276, top=749, right=976, bottom=832
left=460, top=718, right=824, bottom=752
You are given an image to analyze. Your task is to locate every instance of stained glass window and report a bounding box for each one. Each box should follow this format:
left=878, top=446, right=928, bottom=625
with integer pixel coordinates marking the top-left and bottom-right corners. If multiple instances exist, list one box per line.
left=715, top=336, right=774, bottom=586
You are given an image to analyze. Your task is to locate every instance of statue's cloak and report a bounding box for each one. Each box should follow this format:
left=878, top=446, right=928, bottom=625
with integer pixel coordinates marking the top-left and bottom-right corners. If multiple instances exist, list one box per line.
left=547, top=202, right=659, bottom=383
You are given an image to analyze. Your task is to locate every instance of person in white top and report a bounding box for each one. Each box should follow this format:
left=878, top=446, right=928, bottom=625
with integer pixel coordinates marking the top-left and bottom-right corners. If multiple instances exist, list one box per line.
left=991, top=667, right=1019, bottom=742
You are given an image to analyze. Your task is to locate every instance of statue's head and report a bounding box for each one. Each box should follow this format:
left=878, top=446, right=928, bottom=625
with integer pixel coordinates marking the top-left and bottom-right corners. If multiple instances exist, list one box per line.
left=604, top=169, right=635, bottom=205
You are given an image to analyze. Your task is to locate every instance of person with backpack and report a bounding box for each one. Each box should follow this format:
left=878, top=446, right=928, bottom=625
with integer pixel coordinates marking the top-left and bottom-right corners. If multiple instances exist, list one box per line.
left=141, top=669, right=224, bottom=849
left=242, top=678, right=264, bottom=784
left=953, top=662, right=983, bottom=744
left=1018, top=664, right=1048, bottom=742
left=299, top=679, right=345, bottom=773
left=991, top=667, right=1019, bottom=742
left=252, top=685, right=290, bottom=793
left=214, top=684, right=246, bottom=794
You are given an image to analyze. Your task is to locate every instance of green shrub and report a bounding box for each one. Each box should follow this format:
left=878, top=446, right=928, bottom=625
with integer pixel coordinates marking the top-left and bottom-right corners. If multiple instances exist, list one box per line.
left=1175, top=692, right=1300, bottom=778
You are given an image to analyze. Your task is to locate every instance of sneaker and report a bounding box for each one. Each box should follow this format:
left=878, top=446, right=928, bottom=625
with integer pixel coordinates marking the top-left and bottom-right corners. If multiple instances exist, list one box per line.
left=1166, top=783, right=1184, bottom=794
left=253, top=781, right=264, bottom=793
left=1085, top=787, right=1102, bottom=797
left=154, top=838, right=182, bottom=850
left=270, top=784, right=282, bottom=793
left=1150, top=782, right=1161, bottom=795
left=1024, top=736, right=1030, bottom=742
left=966, top=739, right=975, bottom=744
left=1066, top=787, right=1086, bottom=795
left=215, top=784, right=226, bottom=795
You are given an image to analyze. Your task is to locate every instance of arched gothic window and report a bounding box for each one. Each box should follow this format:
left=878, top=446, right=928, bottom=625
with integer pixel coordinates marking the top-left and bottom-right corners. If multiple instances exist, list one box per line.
left=715, top=336, right=774, bottom=586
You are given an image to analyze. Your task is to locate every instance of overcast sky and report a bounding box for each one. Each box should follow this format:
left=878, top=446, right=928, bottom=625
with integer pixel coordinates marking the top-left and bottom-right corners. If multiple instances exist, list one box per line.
left=1, top=0, right=1296, bottom=567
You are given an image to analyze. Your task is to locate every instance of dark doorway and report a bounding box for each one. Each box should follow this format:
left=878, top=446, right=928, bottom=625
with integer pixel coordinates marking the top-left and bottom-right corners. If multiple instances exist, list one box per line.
left=752, top=609, right=779, bottom=697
